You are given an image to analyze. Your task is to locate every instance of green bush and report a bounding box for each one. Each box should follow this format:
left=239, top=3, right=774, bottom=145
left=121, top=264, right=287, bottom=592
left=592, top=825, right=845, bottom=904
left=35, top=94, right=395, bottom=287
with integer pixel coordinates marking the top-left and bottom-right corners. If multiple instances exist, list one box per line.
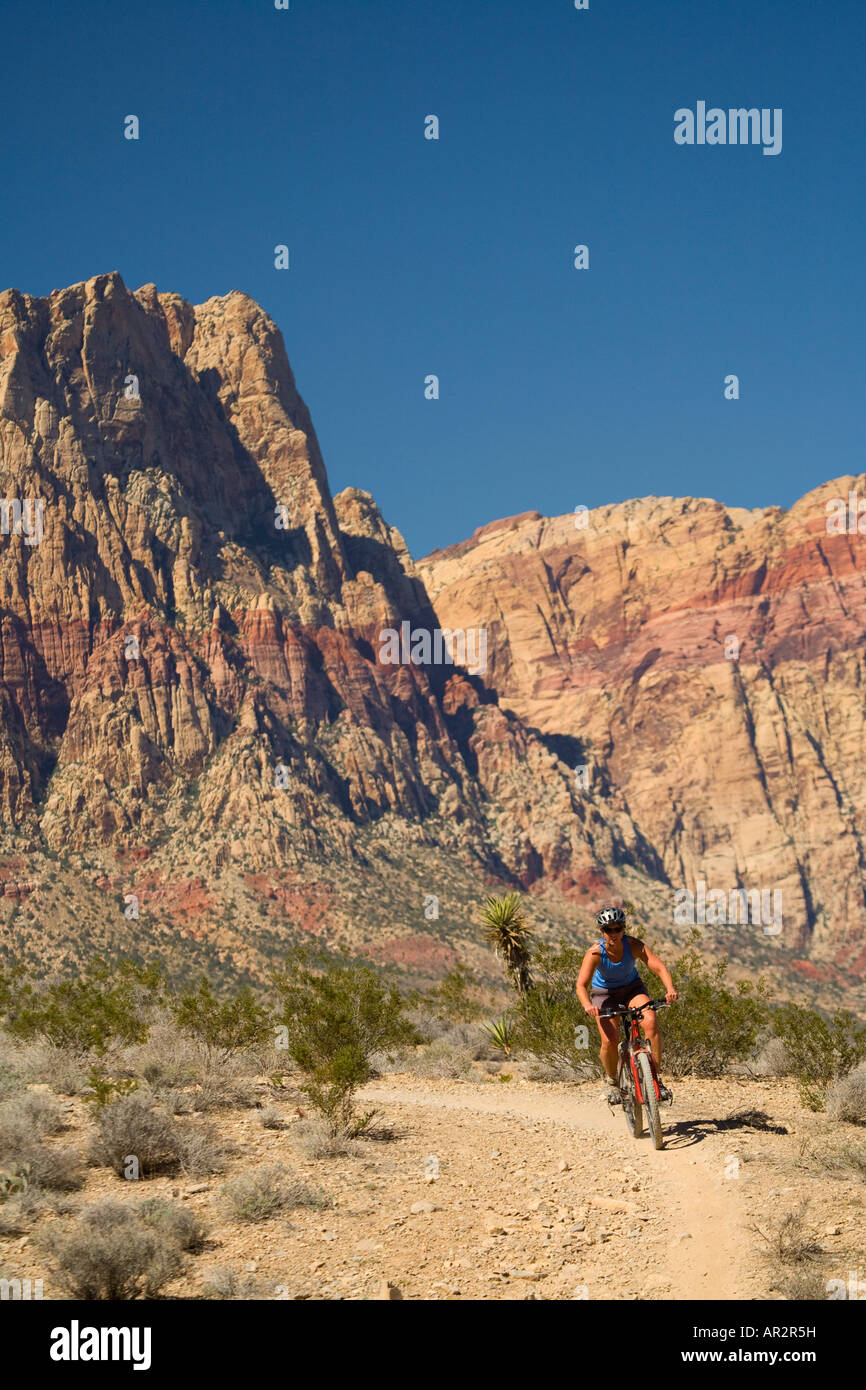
left=512, top=941, right=599, bottom=1076
left=0, top=958, right=163, bottom=1059
left=272, top=948, right=419, bottom=1134
left=427, top=963, right=485, bottom=1022
left=771, top=1002, right=866, bottom=1111
left=641, top=932, right=770, bottom=1078
left=169, top=977, right=272, bottom=1064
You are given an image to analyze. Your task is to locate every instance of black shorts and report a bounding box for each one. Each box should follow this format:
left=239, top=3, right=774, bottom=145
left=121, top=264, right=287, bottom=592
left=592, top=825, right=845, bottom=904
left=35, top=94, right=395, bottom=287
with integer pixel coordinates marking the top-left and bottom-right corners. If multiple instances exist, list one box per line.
left=591, top=977, right=646, bottom=1013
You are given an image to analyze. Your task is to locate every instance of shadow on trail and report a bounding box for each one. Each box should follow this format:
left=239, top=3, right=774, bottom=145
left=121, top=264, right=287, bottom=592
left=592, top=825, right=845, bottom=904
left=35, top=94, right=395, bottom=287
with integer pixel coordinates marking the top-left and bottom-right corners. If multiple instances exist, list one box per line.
left=662, top=1108, right=788, bottom=1151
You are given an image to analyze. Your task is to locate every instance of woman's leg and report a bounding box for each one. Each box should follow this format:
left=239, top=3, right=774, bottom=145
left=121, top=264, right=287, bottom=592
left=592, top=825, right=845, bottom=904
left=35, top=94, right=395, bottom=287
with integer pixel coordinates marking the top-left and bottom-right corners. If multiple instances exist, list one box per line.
left=595, top=1014, right=620, bottom=1081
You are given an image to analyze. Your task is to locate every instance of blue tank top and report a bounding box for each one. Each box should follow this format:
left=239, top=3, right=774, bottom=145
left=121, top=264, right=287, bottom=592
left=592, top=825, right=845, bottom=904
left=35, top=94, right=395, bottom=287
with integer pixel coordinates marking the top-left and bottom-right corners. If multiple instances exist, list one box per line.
left=591, top=936, right=640, bottom=990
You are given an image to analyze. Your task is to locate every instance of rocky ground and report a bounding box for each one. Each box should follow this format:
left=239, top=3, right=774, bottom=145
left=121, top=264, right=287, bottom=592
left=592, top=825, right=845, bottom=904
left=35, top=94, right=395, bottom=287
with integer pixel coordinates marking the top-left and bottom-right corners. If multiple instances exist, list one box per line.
left=3, top=1069, right=863, bottom=1301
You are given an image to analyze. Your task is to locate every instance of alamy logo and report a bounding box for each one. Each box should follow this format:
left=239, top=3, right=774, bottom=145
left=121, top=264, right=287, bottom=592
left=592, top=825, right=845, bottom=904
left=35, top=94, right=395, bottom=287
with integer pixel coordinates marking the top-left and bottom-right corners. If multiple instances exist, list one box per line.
left=674, top=103, right=782, bottom=156
left=50, top=1320, right=151, bottom=1370
left=826, top=493, right=866, bottom=534
left=0, top=498, right=44, bottom=546
left=673, top=880, right=782, bottom=935
left=0, top=1276, right=43, bottom=1299
left=378, top=621, right=487, bottom=676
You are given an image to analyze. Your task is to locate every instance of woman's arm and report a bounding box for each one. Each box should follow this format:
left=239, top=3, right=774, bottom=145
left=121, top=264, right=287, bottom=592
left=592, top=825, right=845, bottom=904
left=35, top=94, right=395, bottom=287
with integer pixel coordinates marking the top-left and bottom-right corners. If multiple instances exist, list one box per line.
left=576, top=946, right=601, bottom=1016
left=630, top=937, right=678, bottom=1003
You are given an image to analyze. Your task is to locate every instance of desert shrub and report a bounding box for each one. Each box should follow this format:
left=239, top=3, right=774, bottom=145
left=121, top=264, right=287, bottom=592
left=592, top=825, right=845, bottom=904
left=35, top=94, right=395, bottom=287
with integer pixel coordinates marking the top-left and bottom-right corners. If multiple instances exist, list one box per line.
left=89, top=1093, right=183, bottom=1178
left=258, top=1107, right=285, bottom=1130
left=137, top=1197, right=207, bottom=1252
left=123, top=1017, right=205, bottom=1089
left=773, top=1266, right=833, bottom=1301
left=0, top=1091, right=65, bottom=1147
left=13, top=1145, right=84, bottom=1193
left=221, top=1163, right=330, bottom=1223
left=426, top=963, right=486, bottom=1022
left=176, top=1123, right=227, bottom=1178
left=292, top=1117, right=363, bottom=1159
left=272, top=948, right=419, bottom=1135
left=772, top=1004, right=866, bottom=1111
left=84, top=1069, right=140, bottom=1110
left=186, top=1077, right=260, bottom=1112
left=823, top=1138, right=866, bottom=1178
left=8, top=1042, right=91, bottom=1095
left=825, top=1059, right=866, bottom=1123
left=0, top=1093, right=84, bottom=1192
left=0, top=1058, right=23, bottom=1102
left=199, top=1266, right=269, bottom=1300
left=169, top=978, right=272, bottom=1065
left=0, top=958, right=163, bottom=1059
left=509, top=941, right=601, bottom=1077
left=407, top=1038, right=476, bottom=1080
left=749, top=1034, right=792, bottom=1078
left=642, top=932, right=770, bottom=1078
left=0, top=1188, right=41, bottom=1235
left=43, top=1199, right=185, bottom=1299
left=752, top=1204, right=823, bottom=1266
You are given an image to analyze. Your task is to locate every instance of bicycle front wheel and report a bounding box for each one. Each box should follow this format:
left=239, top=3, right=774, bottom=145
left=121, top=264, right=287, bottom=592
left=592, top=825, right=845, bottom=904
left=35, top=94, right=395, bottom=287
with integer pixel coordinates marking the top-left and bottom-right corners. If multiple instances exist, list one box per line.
left=619, top=1050, right=642, bottom=1139
left=636, top=1050, right=663, bottom=1149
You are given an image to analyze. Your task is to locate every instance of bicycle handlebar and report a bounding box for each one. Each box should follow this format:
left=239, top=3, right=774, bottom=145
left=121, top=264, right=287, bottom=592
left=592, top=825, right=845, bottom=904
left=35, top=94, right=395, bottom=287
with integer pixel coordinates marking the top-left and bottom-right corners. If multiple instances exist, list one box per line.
left=598, top=996, right=671, bottom=1019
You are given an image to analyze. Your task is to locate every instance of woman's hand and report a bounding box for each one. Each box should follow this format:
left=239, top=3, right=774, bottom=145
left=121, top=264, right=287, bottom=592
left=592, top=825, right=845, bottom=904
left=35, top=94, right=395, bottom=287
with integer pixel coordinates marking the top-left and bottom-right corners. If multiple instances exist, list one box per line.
left=665, top=988, right=678, bottom=1004
left=584, top=1004, right=600, bottom=1018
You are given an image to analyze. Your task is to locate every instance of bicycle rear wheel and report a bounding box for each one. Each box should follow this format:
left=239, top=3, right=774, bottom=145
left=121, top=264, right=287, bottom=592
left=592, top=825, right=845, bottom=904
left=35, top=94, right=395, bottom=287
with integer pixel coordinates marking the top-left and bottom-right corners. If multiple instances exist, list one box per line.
left=618, top=1048, right=642, bottom=1138
left=636, top=1050, right=664, bottom=1149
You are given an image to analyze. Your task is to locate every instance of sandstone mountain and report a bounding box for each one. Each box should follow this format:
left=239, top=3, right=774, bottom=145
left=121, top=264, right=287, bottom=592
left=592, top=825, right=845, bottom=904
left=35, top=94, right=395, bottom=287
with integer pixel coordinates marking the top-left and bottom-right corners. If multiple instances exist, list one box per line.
left=419, top=483, right=866, bottom=1004
left=0, top=273, right=861, bottom=1009
left=0, top=273, right=661, bottom=988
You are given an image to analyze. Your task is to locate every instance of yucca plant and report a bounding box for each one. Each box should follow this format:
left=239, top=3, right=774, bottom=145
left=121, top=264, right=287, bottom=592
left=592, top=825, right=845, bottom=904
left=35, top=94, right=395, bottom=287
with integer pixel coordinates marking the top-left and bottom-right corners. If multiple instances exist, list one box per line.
left=482, top=1016, right=515, bottom=1056
left=481, top=892, right=534, bottom=997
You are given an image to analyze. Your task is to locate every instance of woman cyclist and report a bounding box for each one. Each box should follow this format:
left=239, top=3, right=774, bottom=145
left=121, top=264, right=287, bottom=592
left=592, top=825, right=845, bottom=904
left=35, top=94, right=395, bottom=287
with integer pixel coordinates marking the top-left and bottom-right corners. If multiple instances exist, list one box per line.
left=576, top=906, right=677, bottom=1104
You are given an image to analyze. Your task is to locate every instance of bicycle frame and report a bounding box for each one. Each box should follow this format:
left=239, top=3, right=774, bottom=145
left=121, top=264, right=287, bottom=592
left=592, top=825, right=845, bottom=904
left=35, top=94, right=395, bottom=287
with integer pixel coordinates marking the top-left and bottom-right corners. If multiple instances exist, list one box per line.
left=601, top=998, right=668, bottom=1104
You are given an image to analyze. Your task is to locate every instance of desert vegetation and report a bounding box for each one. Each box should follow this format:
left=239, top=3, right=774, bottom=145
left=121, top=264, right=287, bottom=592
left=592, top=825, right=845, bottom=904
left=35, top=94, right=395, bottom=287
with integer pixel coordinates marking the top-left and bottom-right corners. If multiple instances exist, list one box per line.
left=0, top=917, right=864, bottom=1301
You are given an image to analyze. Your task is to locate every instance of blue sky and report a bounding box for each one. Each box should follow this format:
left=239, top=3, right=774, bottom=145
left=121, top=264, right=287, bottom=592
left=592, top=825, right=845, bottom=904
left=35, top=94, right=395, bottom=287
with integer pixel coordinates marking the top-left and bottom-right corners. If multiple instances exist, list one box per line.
left=0, top=0, right=862, bottom=558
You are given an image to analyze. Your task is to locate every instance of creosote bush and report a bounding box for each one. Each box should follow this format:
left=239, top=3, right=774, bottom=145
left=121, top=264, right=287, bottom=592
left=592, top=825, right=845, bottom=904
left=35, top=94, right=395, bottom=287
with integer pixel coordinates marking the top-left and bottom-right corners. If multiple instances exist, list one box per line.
left=169, top=977, right=272, bottom=1065
left=0, top=958, right=163, bottom=1059
left=771, top=1003, right=866, bottom=1111
left=272, top=948, right=419, bottom=1135
left=641, top=932, right=770, bottom=1078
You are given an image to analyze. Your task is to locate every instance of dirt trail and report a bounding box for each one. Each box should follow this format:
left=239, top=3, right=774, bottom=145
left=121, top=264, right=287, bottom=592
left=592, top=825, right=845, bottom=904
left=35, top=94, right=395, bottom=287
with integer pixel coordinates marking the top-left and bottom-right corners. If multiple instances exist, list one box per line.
left=362, top=1079, right=750, bottom=1300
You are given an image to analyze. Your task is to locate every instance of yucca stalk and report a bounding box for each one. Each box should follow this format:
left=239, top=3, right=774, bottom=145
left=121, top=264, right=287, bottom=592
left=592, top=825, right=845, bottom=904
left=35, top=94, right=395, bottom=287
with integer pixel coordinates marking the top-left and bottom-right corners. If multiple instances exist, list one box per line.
left=481, top=892, right=534, bottom=997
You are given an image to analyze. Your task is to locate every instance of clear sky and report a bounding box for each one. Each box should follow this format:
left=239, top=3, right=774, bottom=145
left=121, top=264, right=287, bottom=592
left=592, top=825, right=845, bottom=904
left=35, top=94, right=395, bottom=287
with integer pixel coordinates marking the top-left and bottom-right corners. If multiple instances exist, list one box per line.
left=0, top=0, right=862, bottom=558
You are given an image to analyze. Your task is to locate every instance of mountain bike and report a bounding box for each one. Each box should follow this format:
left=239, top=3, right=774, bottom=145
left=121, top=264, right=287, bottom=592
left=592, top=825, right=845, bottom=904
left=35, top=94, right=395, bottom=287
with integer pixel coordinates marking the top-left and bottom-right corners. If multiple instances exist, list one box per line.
left=600, top=998, right=671, bottom=1149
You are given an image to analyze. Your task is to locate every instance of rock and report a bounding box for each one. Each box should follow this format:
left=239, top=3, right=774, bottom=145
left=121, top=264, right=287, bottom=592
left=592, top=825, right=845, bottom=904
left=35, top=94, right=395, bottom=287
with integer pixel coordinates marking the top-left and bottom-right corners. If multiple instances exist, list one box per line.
left=410, top=1201, right=441, bottom=1215
left=246, top=1261, right=258, bottom=1273
left=355, top=1239, right=382, bottom=1253
left=483, top=1214, right=507, bottom=1234
left=378, top=1281, right=403, bottom=1300
left=418, top=478, right=866, bottom=971
left=589, top=1197, right=639, bottom=1215
left=557, top=1160, right=570, bottom=1173
left=184, top=1183, right=210, bottom=1195
left=509, top=1270, right=546, bottom=1281
left=824, top=1225, right=841, bottom=1236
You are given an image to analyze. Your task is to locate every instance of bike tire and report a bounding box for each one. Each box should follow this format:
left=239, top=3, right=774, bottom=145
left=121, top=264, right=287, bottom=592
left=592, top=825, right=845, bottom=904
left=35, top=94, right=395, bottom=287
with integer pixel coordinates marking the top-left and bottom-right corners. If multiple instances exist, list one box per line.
left=619, top=1048, right=642, bottom=1139
left=637, top=1050, right=664, bottom=1150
